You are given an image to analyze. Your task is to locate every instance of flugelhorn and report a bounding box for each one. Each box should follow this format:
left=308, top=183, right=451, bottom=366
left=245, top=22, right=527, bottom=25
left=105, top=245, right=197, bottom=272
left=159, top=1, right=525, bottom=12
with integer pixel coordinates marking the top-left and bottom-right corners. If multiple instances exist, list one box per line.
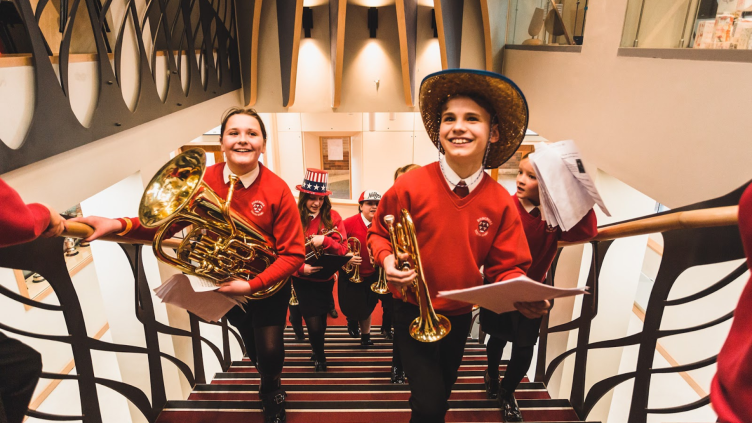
left=138, top=149, right=287, bottom=299
left=370, top=266, right=389, bottom=294
left=343, top=237, right=363, bottom=283
left=305, top=229, right=343, bottom=261
left=384, top=210, right=451, bottom=343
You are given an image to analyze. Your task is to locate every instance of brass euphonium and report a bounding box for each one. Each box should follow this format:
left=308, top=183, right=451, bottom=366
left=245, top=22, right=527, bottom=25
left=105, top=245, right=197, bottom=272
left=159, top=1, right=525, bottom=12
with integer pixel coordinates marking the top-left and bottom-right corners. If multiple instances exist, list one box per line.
left=343, top=237, right=363, bottom=283
left=384, top=210, right=451, bottom=343
left=139, top=149, right=288, bottom=299
left=370, top=266, right=389, bottom=294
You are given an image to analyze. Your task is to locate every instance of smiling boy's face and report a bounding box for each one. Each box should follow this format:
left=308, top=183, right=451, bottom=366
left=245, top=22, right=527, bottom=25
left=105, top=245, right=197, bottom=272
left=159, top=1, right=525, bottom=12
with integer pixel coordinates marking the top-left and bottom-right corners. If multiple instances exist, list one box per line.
left=438, top=97, right=499, bottom=167
left=516, top=158, right=540, bottom=205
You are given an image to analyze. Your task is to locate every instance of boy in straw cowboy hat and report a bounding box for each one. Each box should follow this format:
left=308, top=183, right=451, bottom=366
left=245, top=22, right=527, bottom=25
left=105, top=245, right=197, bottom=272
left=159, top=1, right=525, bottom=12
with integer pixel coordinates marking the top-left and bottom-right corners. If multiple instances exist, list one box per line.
left=368, top=69, right=549, bottom=423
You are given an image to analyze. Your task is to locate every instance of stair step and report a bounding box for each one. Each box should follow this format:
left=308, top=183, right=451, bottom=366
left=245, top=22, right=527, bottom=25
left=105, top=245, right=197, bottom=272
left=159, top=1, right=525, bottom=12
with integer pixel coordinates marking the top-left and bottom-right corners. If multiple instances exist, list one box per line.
left=192, top=381, right=547, bottom=392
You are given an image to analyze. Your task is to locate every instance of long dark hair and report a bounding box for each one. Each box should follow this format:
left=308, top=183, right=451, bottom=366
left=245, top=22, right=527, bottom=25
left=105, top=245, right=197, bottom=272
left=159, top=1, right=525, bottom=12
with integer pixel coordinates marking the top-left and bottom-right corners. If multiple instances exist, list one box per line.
left=298, top=192, right=334, bottom=232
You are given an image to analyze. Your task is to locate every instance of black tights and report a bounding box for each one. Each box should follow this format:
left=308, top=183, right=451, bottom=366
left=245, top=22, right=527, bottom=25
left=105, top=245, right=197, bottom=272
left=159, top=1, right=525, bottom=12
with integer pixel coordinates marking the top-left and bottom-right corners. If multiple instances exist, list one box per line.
left=486, top=336, right=535, bottom=393
left=304, top=313, right=328, bottom=362
left=234, top=324, right=286, bottom=394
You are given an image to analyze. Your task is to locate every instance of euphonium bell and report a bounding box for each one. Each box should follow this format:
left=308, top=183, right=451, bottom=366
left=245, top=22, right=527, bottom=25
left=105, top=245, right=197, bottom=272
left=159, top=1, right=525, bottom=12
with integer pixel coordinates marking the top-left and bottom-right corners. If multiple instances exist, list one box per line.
left=343, top=237, right=363, bottom=283
left=370, top=266, right=389, bottom=294
left=384, top=210, right=451, bottom=343
left=139, top=149, right=288, bottom=300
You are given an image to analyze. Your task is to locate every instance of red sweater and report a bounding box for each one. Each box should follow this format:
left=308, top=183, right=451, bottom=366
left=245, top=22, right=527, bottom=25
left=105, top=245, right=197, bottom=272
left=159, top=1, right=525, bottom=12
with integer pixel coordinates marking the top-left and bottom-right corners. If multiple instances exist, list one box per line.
left=118, top=163, right=305, bottom=293
left=343, top=213, right=376, bottom=277
left=368, top=162, right=531, bottom=315
left=711, top=184, right=752, bottom=423
left=0, top=179, right=51, bottom=248
left=295, top=209, right=348, bottom=281
left=514, top=195, right=597, bottom=282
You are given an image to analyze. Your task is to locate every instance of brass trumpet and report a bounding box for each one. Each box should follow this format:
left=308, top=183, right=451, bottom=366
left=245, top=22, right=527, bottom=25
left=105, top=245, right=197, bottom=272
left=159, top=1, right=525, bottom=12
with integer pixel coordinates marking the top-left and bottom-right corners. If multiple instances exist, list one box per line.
left=384, top=210, right=451, bottom=343
left=343, top=237, right=363, bottom=283
left=139, top=149, right=287, bottom=300
left=305, top=229, right=343, bottom=261
left=370, top=266, right=389, bottom=294
left=289, top=284, right=299, bottom=306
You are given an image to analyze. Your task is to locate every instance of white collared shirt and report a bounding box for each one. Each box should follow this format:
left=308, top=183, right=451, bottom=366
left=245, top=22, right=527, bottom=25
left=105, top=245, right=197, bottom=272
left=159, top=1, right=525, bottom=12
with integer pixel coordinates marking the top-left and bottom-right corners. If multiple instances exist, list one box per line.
left=361, top=213, right=372, bottom=227
left=440, top=155, right=484, bottom=194
left=223, top=163, right=260, bottom=188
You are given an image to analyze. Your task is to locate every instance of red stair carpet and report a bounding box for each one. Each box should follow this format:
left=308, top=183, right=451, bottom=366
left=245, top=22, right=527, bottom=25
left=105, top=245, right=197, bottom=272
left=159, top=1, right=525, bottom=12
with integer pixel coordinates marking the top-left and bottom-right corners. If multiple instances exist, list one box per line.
left=156, top=326, right=594, bottom=423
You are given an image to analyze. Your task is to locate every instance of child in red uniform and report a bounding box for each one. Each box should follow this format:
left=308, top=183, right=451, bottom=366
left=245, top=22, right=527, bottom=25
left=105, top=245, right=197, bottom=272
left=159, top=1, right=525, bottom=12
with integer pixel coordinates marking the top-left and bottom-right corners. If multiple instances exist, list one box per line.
left=339, top=190, right=382, bottom=346
left=0, top=179, right=65, bottom=423
left=481, top=153, right=597, bottom=421
left=69, top=108, right=305, bottom=423
left=368, top=69, right=543, bottom=423
left=711, top=183, right=752, bottom=423
left=289, top=169, right=348, bottom=372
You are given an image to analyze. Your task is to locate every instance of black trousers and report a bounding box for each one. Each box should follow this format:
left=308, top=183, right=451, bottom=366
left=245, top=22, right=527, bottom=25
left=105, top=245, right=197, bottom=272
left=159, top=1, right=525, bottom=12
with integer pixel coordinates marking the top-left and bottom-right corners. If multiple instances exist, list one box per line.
left=0, top=332, right=42, bottom=423
left=377, top=293, right=394, bottom=331
left=394, top=302, right=472, bottom=423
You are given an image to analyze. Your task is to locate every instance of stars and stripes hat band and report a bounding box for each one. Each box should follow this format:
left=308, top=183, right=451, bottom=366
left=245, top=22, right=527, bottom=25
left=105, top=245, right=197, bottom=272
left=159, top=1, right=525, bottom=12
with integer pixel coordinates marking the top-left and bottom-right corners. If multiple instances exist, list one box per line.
left=296, top=168, right=333, bottom=196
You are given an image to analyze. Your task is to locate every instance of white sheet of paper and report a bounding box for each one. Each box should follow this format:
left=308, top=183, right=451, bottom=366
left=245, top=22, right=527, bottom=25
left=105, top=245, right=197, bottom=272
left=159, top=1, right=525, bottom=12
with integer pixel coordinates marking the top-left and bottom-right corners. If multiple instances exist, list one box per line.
left=437, top=275, right=588, bottom=314
left=327, top=139, right=344, bottom=161
left=154, top=274, right=242, bottom=322
left=187, top=275, right=220, bottom=292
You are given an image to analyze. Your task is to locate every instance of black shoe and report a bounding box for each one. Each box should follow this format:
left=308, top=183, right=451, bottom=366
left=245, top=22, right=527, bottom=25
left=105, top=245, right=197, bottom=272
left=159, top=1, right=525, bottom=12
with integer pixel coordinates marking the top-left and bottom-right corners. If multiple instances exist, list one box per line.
left=315, top=360, right=327, bottom=372
left=347, top=323, right=361, bottom=338
left=292, top=325, right=305, bottom=340
left=260, top=392, right=286, bottom=423
left=381, top=329, right=394, bottom=340
left=498, top=388, right=523, bottom=422
left=329, top=308, right=339, bottom=318
left=390, top=366, right=406, bottom=384
left=484, top=370, right=499, bottom=399
left=361, top=334, right=374, bottom=346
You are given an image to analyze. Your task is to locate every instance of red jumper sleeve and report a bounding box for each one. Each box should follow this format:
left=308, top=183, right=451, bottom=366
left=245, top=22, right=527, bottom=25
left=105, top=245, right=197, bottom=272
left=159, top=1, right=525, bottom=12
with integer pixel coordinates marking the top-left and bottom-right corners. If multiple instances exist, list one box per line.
left=483, top=203, right=533, bottom=283
left=247, top=188, right=305, bottom=293
left=367, top=185, right=402, bottom=267
left=0, top=179, right=51, bottom=248
left=322, top=214, right=348, bottom=255
left=560, top=209, right=598, bottom=243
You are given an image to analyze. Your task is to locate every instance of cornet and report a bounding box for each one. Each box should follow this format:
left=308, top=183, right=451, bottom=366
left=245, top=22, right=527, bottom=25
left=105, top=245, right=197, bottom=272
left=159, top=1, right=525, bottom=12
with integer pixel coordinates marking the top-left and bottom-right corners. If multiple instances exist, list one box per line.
left=289, top=284, right=299, bottom=306
left=343, top=237, right=363, bottom=283
left=305, top=229, right=343, bottom=261
left=384, top=210, right=451, bottom=343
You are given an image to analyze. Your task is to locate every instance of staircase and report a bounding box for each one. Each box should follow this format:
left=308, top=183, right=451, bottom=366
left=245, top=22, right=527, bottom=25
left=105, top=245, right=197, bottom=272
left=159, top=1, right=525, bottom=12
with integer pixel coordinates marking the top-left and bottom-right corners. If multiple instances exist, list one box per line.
left=156, top=327, right=588, bottom=422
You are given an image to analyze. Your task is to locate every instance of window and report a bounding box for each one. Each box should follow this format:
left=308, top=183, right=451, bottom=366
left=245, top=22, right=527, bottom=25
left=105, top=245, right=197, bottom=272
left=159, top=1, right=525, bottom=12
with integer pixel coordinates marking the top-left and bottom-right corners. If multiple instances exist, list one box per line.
left=320, top=137, right=352, bottom=199
left=507, top=0, right=585, bottom=46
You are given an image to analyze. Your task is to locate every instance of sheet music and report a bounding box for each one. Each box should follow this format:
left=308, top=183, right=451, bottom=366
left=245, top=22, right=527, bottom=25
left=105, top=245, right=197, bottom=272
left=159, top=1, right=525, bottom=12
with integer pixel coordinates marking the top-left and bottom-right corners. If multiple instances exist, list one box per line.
left=154, top=274, right=246, bottom=322
left=437, top=275, right=588, bottom=314
left=530, top=140, right=610, bottom=231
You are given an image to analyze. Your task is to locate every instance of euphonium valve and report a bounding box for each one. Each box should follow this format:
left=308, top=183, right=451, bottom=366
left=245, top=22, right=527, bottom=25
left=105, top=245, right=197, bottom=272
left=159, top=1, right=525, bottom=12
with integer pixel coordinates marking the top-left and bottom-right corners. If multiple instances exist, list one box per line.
left=138, top=149, right=288, bottom=300
left=384, top=210, right=451, bottom=343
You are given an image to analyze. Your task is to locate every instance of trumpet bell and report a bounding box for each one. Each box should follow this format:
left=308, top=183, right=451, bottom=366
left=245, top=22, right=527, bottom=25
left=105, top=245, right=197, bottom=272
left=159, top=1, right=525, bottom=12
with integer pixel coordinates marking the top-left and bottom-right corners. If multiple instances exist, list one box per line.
left=409, top=314, right=451, bottom=343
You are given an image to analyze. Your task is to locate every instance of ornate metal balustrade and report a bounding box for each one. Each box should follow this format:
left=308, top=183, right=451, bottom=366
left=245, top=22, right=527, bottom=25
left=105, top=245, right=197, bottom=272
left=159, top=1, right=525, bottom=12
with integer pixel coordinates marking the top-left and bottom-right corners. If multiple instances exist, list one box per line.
left=0, top=239, right=244, bottom=423
left=535, top=182, right=748, bottom=423
left=0, top=0, right=241, bottom=174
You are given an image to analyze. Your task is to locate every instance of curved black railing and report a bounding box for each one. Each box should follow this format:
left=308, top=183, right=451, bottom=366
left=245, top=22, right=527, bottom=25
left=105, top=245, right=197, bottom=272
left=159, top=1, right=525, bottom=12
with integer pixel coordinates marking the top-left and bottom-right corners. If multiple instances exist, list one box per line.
left=0, top=238, right=242, bottom=423
left=535, top=182, right=747, bottom=423
left=0, top=0, right=240, bottom=174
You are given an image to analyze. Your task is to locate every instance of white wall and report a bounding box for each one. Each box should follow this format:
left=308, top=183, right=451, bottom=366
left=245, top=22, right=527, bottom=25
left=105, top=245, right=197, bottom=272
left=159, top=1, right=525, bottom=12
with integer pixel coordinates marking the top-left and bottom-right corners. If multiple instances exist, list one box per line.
left=503, top=0, right=752, bottom=208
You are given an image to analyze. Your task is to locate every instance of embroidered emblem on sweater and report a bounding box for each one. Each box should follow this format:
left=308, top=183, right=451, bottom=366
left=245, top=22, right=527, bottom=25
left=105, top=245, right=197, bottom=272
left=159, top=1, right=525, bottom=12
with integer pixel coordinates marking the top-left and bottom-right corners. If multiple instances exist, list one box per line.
left=475, top=217, right=492, bottom=236
left=251, top=200, right=266, bottom=216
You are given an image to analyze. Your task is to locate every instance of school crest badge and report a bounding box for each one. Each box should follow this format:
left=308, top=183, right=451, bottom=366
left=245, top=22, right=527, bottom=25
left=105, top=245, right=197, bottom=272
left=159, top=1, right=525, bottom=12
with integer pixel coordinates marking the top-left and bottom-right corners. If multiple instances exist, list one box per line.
left=251, top=200, right=266, bottom=216
left=475, top=217, right=492, bottom=237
